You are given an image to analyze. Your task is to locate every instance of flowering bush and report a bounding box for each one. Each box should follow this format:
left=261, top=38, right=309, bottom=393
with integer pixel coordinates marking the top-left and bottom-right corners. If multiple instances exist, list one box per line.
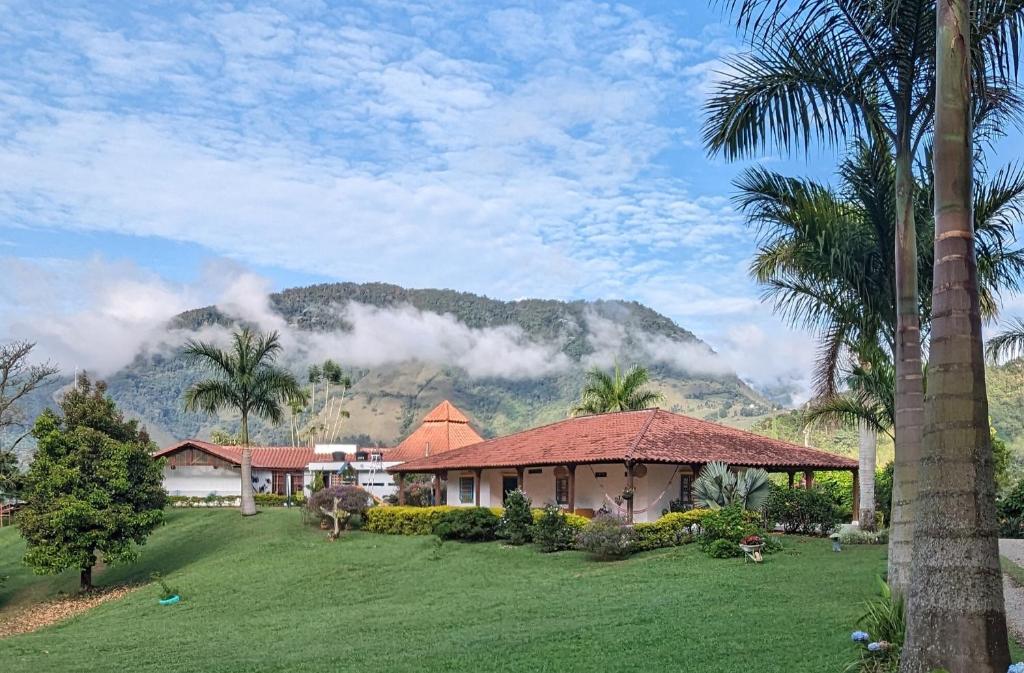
left=364, top=506, right=455, bottom=535
left=845, top=579, right=904, bottom=672
left=740, top=534, right=763, bottom=546
left=1009, top=662, right=1024, bottom=673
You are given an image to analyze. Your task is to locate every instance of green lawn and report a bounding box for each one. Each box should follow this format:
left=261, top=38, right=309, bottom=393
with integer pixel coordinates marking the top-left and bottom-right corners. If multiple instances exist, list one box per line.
left=0, top=509, right=889, bottom=673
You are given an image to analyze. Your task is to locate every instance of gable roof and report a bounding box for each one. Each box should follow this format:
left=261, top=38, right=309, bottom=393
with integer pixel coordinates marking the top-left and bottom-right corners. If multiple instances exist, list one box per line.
left=386, top=400, right=484, bottom=463
left=390, top=409, right=857, bottom=473
left=154, top=440, right=318, bottom=470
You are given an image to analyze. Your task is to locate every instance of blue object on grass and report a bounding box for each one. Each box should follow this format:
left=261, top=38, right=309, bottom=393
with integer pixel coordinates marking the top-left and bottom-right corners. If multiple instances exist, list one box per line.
left=159, top=595, right=181, bottom=606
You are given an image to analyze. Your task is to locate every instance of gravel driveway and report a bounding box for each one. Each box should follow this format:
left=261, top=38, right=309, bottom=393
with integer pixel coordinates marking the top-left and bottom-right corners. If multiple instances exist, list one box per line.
left=999, top=539, right=1024, bottom=645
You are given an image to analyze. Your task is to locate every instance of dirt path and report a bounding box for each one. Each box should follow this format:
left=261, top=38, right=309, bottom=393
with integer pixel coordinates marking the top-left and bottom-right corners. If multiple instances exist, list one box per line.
left=999, top=539, right=1024, bottom=645
left=0, top=585, right=137, bottom=638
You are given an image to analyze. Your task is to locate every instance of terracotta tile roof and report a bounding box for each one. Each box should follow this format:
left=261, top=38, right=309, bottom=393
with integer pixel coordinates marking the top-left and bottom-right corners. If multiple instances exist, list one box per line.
left=154, top=440, right=318, bottom=470
left=390, top=409, right=857, bottom=473
left=386, top=400, right=484, bottom=463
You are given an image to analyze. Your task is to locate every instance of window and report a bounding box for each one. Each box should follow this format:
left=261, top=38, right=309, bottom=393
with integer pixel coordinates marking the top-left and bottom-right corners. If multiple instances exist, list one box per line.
left=459, top=476, right=475, bottom=503
left=555, top=477, right=569, bottom=505
left=679, top=474, right=694, bottom=510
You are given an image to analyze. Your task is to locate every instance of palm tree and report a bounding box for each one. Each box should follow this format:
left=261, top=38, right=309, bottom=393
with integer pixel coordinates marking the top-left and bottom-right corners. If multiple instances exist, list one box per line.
left=570, top=364, right=664, bottom=416
left=183, top=327, right=306, bottom=516
left=706, top=0, right=1024, bottom=596
left=738, top=141, right=1024, bottom=531
left=902, top=3, right=1010, bottom=669
left=988, top=317, right=1024, bottom=361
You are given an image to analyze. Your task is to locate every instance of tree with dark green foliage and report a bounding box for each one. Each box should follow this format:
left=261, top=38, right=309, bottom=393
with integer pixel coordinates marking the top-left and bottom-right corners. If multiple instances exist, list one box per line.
left=18, top=375, right=166, bottom=591
left=570, top=363, right=663, bottom=416
left=498, top=489, right=532, bottom=545
left=183, top=327, right=306, bottom=516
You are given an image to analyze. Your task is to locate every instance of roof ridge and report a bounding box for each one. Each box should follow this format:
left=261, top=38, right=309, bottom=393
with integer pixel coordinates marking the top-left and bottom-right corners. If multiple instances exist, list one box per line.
left=625, top=408, right=659, bottom=462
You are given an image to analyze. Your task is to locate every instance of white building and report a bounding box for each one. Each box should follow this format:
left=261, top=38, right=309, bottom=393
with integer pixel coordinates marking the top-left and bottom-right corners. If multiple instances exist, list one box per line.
left=154, top=400, right=484, bottom=502
left=391, top=408, right=859, bottom=523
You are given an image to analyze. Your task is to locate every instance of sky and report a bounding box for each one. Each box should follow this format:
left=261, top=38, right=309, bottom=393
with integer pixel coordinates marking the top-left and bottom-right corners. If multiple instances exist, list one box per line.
left=1, top=0, right=1022, bottom=401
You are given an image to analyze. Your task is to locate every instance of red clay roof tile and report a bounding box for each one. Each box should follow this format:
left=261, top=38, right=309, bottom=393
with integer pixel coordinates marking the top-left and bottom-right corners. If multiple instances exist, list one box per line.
left=386, top=400, right=484, bottom=463
left=390, top=409, right=856, bottom=472
left=153, top=440, right=318, bottom=470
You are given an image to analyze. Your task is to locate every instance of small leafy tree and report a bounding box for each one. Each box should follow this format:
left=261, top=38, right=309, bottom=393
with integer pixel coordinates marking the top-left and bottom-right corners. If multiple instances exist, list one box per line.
left=307, top=484, right=371, bottom=540
left=533, top=505, right=577, bottom=553
left=18, top=375, right=167, bottom=590
left=499, top=489, right=532, bottom=545
left=693, top=462, right=771, bottom=511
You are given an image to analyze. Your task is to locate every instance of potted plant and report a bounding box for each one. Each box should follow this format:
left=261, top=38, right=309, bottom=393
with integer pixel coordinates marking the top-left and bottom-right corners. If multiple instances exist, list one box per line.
left=739, top=534, right=764, bottom=562
left=152, top=572, right=180, bottom=606
left=621, top=486, right=636, bottom=501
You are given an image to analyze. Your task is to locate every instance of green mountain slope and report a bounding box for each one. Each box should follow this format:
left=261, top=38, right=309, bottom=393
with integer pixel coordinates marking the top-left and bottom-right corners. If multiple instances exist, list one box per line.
left=19, top=282, right=779, bottom=452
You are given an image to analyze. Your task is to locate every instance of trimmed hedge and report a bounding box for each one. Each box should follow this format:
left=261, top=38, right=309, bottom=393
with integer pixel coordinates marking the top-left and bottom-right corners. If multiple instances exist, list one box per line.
left=364, top=506, right=455, bottom=535
left=168, top=494, right=306, bottom=508
left=632, top=510, right=709, bottom=551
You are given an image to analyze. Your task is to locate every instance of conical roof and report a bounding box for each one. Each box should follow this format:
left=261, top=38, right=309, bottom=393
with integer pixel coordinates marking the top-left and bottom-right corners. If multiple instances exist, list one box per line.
left=387, top=401, right=483, bottom=463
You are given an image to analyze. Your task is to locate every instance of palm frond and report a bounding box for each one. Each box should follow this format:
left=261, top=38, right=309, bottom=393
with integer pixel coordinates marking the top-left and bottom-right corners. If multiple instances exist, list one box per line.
left=987, top=318, right=1024, bottom=361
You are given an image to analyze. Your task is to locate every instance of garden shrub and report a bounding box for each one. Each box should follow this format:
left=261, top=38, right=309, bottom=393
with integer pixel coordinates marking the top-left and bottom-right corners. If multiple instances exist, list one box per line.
left=578, top=514, right=636, bottom=560
left=498, top=490, right=533, bottom=545
left=532, top=505, right=577, bottom=552
left=998, top=478, right=1024, bottom=538
left=699, top=505, right=760, bottom=547
left=364, top=506, right=455, bottom=535
left=433, top=507, right=501, bottom=542
left=763, top=484, right=843, bottom=536
left=705, top=537, right=744, bottom=558
left=874, top=462, right=894, bottom=528
left=528, top=508, right=589, bottom=529
left=632, top=512, right=697, bottom=551
left=839, top=528, right=889, bottom=545
left=308, top=485, right=372, bottom=539
left=846, top=578, right=904, bottom=672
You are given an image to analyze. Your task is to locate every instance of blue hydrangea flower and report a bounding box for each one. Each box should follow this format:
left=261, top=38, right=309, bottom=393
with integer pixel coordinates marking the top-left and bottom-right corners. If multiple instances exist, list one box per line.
left=1007, top=663, right=1024, bottom=673
left=851, top=631, right=870, bottom=643
left=867, top=642, right=882, bottom=652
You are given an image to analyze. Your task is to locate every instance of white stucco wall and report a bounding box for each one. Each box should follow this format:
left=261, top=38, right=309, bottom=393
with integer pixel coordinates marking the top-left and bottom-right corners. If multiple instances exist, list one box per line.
left=163, top=465, right=242, bottom=497
left=440, top=463, right=695, bottom=523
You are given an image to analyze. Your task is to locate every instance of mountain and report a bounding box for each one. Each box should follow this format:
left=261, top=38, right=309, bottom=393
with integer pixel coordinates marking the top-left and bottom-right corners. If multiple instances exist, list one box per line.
left=17, top=282, right=780, bottom=454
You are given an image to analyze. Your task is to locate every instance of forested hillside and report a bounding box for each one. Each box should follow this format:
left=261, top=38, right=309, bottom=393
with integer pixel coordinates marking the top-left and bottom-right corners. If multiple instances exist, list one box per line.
left=18, top=282, right=779, bottom=453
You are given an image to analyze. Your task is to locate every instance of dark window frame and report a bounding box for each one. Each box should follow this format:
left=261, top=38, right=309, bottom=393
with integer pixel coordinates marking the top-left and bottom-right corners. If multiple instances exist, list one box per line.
left=555, top=476, right=569, bottom=505
left=459, top=476, right=475, bottom=504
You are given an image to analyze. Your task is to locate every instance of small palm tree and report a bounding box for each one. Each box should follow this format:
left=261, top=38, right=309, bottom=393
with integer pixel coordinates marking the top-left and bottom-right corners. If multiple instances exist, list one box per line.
left=692, top=462, right=771, bottom=512
left=570, top=364, right=664, bottom=416
left=183, top=327, right=306, bottom=516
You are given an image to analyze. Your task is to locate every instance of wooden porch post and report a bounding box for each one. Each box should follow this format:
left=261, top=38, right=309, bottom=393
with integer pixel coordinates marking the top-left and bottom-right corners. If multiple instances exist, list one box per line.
left=567, top=464, right=576, bottom=513
left=516, top=466, right=525, bottom=490
left=474, top=468, right=482, bottom=507
left=803, top=470, right=814, bottom=490
left=432, top=473, right=442, bottom=506
left=787, top=471, right=795, bottom=489
left=625, top=462, right=635, bottom=523
left=397, top=473, right=406, bottom=505
left=851, top=468, right=860, bottom=525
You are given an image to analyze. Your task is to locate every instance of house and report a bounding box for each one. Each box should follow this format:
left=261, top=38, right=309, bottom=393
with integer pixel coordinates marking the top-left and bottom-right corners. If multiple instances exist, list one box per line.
left=306, top=400, right=484, bottom=500
left=155, top=400, right=483, bottom=500
left=154, top=440, right=317, bottom=498
left=389, top=408, right=859, bottom=523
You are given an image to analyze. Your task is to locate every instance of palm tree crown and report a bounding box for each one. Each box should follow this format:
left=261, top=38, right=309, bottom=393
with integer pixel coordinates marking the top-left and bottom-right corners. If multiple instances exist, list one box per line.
left=571, top=364, right=664, bottom=417
left=183, top=327, right=306, bottom=444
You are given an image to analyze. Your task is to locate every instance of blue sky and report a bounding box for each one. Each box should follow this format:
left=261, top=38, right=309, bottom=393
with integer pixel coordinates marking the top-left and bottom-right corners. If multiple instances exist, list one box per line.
left=1, top=1, right=1022, bottom=397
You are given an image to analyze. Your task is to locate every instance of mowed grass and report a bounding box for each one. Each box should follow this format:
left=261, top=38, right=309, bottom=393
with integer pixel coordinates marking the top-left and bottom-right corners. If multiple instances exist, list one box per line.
left=0, top=509, right=888, bottom=673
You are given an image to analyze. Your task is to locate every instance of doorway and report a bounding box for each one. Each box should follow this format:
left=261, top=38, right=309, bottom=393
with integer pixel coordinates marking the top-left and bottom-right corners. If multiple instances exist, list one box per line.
left=502, top=475, right=519, bottom=505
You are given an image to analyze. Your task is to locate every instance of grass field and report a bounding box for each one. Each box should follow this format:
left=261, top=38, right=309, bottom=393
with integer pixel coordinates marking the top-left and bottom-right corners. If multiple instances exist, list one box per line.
left=1, top=509, right=891, bottom=672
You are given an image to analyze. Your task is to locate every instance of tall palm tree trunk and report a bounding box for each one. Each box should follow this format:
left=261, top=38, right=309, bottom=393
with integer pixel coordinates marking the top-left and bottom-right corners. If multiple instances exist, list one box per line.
left=857, top=421, right=877, bottom=531
left=889, top=141, right=925, bottom=597
left=901, top=3, right=1008, bottom=670
left=239, top=411, right=257, bottom=516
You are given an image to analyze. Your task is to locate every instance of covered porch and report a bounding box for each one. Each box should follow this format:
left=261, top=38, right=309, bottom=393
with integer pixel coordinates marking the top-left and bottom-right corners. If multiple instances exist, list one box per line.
left=390, top=409, right=860, bottom=523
